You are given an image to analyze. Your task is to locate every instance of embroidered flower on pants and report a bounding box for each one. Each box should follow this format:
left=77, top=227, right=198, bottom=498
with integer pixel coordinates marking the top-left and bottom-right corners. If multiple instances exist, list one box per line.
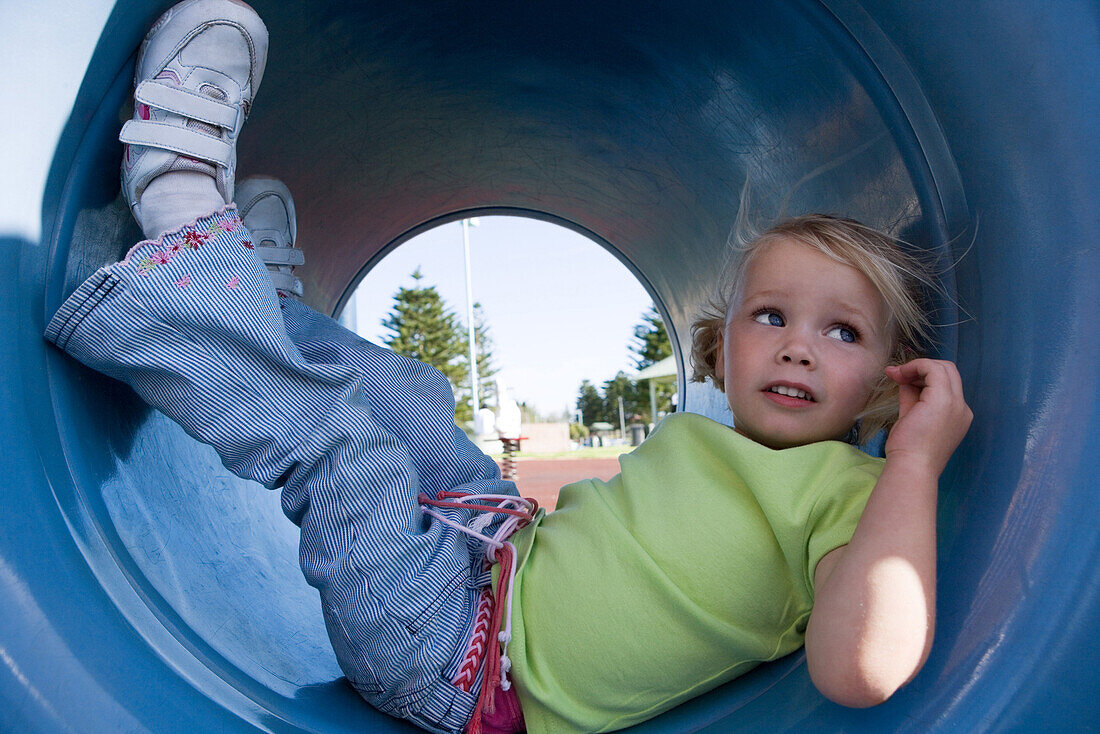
left=184, top=230, right=207, bottom=249
left=130, top=214, right=245, bottom=276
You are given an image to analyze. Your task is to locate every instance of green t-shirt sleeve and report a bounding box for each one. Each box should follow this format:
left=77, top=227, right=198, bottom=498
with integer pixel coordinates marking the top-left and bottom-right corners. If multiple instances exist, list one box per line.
left=803, top=460, right=882, bottom=594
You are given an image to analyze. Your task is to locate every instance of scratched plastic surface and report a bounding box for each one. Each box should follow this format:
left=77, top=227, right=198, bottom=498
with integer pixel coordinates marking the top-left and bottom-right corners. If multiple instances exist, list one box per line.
left=4, top=0, right=1098, bottom=731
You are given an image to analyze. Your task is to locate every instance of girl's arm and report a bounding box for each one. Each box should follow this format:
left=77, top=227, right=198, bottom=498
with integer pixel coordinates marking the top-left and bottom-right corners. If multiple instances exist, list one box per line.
left=804, top=358, right=972, bottom=708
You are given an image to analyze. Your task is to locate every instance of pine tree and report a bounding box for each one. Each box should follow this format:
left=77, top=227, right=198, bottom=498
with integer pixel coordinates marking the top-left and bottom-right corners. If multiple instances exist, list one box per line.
left=471, top=302, right=498, bottom=407
left=631, top=305, right=672, bottom=368
left=452, top=302, right=499, bottom=421
left=576, top=380, right=603, bottom=427
left=601, top=371, right=645, bottom=426
left=382, top=269, right=470, bottom=421
left=630, top=305, right=676, bottom=421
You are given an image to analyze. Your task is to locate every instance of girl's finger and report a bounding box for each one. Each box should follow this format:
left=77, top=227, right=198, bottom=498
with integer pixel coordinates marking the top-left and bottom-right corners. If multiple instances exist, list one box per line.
left=887, top=359, right=962, bottom=392
left=888, top=360, right=969, bottom=418
left=885, top=363, right=927, bottom=389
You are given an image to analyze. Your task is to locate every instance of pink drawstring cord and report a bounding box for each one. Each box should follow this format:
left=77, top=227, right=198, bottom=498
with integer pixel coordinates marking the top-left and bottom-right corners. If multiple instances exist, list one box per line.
left=417, top=490, right=537, bottom=734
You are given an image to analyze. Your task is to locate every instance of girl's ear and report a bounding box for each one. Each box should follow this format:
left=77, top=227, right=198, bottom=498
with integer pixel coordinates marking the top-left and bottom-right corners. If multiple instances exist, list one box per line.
left=714, top=330, right=725, bottom=374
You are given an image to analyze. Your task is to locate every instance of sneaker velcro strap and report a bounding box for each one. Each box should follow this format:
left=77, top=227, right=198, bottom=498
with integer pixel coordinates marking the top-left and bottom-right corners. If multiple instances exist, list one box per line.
left=268, top=271, right=303, bottom=296
left=133, top=80, right=239, bottom=130
left=120, top=119, right=233, bottom=168
left=255, top=245, right=305, bottom=266
left=247, top=227, right=288, bottom=248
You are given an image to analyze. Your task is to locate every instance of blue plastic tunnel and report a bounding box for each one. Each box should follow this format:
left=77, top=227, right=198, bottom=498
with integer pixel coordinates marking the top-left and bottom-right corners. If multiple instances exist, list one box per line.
left=5, top=1, right=1099, bottom=731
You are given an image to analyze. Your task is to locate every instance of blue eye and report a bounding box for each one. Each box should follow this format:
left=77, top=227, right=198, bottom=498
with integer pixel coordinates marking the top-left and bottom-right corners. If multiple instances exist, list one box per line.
left=753, top=310, right=784, bottom=327
left=826, top=325, right=858, bottom=343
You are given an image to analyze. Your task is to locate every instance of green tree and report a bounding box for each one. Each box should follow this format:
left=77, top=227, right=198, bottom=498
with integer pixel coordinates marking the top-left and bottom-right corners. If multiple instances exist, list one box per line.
left=631, top=305, right=672, bottom=368
left=470, top=302, right=498, bottom=407
left=631, top=305, right=676, bottom=421
left=569, top=422, right=590, bottom=441
left=576, top=380, right=603, bottom=427
left=382, top=269, right=470, bottom=421
left=452, top=302, right=498, bottom=422
left=601, top=371, right=645, bottom=427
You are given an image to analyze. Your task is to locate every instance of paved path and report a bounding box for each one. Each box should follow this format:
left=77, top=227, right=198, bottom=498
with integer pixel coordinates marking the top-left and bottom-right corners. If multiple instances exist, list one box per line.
left=510, top=457, right=622, bottom=511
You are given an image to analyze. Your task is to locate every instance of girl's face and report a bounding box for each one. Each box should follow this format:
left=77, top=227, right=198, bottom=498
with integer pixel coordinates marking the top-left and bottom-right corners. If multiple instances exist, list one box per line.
left=717, top=238, right=892, bottom=449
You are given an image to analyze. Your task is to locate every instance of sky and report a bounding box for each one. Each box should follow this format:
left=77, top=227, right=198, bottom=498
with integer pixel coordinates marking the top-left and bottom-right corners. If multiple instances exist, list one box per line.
left=0, top=1, right=113, bottom=240
left=347, top=216, right=657, bottom=418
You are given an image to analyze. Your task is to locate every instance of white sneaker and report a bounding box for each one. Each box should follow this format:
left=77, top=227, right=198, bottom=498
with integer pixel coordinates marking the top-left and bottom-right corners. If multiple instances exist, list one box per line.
left=120, top=0, right=268, bottom=229
left=236, top=177, right=305, bottom=298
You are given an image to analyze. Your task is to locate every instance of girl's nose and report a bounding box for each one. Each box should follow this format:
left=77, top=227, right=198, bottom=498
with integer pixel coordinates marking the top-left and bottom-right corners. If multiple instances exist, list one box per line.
left=782, top=353, right=813, bottom=366
left=778, top=333, right=815, bottom=367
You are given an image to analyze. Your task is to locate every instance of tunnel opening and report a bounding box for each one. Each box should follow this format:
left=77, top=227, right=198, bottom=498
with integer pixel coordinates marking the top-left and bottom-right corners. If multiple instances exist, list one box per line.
left=342, top=214, right=677, bottom=421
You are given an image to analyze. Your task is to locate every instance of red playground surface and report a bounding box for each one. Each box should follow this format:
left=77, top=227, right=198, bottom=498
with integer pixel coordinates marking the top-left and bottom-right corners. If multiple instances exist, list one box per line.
left=509, top=457, right=622, bottom=511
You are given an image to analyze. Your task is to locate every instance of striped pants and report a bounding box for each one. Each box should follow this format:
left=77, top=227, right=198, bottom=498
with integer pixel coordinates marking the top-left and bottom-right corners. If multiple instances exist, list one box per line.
left=45, top=207, right=517, bottom=733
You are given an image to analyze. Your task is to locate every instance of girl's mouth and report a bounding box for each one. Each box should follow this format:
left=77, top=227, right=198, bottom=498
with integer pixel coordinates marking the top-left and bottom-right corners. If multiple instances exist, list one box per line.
left=765, top=385, right=815, bottom=403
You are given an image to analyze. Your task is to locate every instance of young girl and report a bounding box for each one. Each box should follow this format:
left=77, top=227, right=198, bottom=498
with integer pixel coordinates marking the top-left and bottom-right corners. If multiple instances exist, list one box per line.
left=46, top=2, right=971, bottom=733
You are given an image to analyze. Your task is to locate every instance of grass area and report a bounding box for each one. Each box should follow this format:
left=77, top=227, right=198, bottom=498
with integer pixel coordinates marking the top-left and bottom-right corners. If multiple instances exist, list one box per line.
left=510, top=444, right=635, bottom=461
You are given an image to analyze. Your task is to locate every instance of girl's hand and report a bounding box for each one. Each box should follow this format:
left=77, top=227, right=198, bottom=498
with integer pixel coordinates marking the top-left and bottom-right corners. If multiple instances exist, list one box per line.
left=883, top=359, right=972, bottom=475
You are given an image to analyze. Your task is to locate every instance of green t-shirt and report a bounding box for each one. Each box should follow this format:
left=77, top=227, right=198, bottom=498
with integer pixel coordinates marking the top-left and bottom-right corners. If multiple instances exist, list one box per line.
left=505, top=412, right=883, bottom=734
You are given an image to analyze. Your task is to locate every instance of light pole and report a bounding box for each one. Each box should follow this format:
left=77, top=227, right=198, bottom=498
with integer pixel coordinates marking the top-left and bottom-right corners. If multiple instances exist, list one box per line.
left=618, top=395, right=626, bottom=438
left=461, top=217, right=481, bottom=415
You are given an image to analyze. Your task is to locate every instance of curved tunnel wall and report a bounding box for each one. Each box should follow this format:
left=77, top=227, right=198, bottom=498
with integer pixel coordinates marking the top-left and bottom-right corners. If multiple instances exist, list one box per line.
left=6, top=0, right=1100, bottom=731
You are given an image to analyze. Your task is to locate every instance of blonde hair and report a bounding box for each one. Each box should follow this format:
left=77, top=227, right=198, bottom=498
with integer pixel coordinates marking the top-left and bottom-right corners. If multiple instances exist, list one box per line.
left=690, top=213, right=936, bottom=444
